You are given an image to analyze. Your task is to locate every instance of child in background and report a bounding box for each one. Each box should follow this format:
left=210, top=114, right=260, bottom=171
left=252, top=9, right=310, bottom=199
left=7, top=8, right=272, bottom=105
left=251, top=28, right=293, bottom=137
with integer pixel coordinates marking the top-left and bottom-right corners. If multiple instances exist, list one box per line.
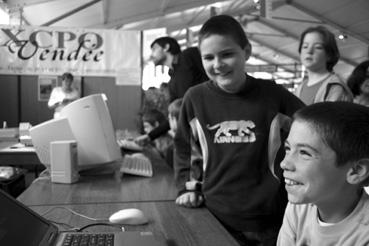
left=278, top=102, right=369, bottom=246
left=168, top=98, right=203, bottom=179
left=168, top=98, right=183, bottom=138
left=294, top=26, right=352, bottom=104
left=141, top=109, right=172, bottom=160
left=174, top=15, right=304, bottom=246
left=165, top=98, right=183, bottom=167
left=347, top=60, right=369, bottom=107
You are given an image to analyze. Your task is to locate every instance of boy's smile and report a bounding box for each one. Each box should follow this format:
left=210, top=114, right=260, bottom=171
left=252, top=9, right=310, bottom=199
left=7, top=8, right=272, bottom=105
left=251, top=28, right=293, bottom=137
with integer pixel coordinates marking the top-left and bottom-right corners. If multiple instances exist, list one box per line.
left=281, top=121, right=351, bottom=207
left=200, top=34, right=247, bottom=93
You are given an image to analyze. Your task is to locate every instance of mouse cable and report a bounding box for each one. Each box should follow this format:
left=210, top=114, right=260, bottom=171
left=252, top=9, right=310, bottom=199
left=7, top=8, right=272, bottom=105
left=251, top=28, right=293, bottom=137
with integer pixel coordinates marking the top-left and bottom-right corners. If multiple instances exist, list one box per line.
left=40, top=206, right=107, bottom=221
left=47, top=218, right=125, bottom=233
left=47, top=219, right=78, bottom=231
left=76, top=223, right=125, bottom=232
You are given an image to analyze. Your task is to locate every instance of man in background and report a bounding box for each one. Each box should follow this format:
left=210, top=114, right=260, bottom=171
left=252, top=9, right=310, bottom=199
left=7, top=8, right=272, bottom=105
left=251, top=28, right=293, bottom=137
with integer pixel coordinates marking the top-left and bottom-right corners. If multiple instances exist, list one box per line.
left=48, top=72, right=80, bottom=119
left=136, top=36, right=208, bottom=144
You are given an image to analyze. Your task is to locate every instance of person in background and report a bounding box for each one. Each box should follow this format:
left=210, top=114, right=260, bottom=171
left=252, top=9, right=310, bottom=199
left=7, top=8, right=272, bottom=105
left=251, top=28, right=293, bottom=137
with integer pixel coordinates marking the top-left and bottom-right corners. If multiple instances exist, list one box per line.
left=159, top=82, right=171, bottom=106
left=277, top=102, right=369, bottom=245
left=167, top=98, right=203, bottom=178
left=48, top=72, right=80, bottom=118
left=174, top=15, right=305, bottom=246
left=165, top=98, right=183, bottom=167
left=141, top=109, right=172, bottom=160
left=141, top=86, right=170, bottom=117
left=135, top=36, right=208, bottom=145
left=167, top=98, right=183, bottom=138
left=347, top=60, right=369, bottom=107
left=294, top=26, right=352, bottom=105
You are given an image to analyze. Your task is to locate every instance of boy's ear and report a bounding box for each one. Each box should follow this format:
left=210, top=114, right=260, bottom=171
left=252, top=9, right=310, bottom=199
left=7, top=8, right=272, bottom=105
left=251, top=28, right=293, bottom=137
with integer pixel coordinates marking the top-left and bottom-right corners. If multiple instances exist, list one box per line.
left=346, top=159, right=369, bottom=185
left=164, top=43, right=170, bottom=52
left=244, top=43, right=252, bottom=62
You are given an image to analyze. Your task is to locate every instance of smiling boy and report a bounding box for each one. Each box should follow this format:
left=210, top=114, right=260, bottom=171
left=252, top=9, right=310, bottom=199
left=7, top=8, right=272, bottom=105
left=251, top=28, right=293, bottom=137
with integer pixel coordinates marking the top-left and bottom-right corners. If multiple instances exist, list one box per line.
left=278, top=102, right=369, bottom=245
left=174, top=15, right=304, bottom=245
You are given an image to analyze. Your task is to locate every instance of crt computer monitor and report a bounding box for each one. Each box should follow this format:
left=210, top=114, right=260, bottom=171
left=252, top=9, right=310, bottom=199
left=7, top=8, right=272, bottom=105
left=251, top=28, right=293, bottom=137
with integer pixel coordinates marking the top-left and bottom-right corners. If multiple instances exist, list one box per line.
left=30, top=94, right=122, bottom=171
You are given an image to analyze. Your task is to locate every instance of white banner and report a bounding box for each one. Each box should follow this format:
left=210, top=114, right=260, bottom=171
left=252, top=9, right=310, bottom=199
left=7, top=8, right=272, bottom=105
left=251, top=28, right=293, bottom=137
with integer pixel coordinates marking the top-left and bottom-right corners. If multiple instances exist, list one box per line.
left=0, top=25, right=141, bottom=82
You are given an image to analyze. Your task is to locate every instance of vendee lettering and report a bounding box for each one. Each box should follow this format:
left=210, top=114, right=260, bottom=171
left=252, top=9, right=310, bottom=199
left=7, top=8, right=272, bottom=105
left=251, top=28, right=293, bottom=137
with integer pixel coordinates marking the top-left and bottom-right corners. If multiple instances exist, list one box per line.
left=0, top=28, right=104, bottom=62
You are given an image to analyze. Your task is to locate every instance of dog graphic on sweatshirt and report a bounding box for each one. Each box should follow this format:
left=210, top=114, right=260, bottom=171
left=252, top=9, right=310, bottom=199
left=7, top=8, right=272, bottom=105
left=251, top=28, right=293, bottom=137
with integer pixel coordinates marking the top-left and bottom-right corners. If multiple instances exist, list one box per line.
left=207, top=120, right=256, bottom=143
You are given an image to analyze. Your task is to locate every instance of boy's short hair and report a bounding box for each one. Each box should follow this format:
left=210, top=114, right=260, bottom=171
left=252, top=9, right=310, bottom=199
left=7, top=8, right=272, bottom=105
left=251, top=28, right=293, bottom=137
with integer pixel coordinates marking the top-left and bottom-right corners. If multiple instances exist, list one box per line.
left=293, top=102, right=369, bottom=170
left=61, top=72, right=73, bottom=81
left=198, top=15, right=250, bottom=49
left=168, top=98, right=183, bottom=120
left=347, top=60, right=369, bottom=96
left=150, top=36, right=181, bottom=55
left=142, top=109, right=167, bottom=126
left=298, top=26, right=340, bottom=72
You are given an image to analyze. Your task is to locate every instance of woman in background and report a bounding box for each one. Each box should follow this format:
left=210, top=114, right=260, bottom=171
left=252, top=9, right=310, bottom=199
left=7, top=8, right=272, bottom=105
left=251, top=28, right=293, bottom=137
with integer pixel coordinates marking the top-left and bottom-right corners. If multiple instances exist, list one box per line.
left=347, top=60, right=369, bottom=107
left=294, top=26, right=352, bottom=104
left=48, top=72, right=80, bottom=118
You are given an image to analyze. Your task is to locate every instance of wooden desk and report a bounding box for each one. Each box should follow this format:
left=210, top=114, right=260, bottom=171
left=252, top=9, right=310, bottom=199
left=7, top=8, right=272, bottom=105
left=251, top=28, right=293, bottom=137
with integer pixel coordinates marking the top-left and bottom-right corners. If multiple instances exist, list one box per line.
left=0, top=141, right=44, bottom=179
left=18, top=149, right=177, bottom=206
left=0, top=141, right=40, bottom=166
left=17, top=147, right=239, bottom=246
left=29, top=201, right=239, bottom=246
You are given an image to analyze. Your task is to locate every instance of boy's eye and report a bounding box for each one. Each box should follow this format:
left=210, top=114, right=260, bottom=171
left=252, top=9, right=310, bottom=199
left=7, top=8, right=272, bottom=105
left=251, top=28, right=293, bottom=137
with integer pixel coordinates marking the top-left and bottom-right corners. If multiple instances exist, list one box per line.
left=221, top=52, right=234, bottom=58
left=299, top=149, right=312, bottom=157
left=284, top=145, right=290, bottom=152
left=202, top=55, right=213, bottom=61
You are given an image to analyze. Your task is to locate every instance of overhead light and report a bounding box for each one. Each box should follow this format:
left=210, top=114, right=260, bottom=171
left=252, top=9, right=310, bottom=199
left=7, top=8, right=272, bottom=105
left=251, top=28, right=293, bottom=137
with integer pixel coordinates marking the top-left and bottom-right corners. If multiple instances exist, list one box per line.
left=0, top=6, right=9, bottom=24
left=338, top=33, right=347, bottom=40
left=209, top=2, right=222, bottom=8
left=253, top=0, right=260, bottom=3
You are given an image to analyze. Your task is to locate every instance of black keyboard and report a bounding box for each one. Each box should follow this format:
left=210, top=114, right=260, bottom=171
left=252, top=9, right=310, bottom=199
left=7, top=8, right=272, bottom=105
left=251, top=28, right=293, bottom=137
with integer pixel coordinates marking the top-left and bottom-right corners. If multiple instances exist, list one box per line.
left=62, top=233, right=114, bottom=246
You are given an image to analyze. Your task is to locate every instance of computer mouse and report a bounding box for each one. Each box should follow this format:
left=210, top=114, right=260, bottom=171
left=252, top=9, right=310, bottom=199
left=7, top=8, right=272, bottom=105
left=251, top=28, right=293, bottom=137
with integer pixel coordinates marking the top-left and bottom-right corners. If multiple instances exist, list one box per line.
left=108, top=208, right=149, bottom=225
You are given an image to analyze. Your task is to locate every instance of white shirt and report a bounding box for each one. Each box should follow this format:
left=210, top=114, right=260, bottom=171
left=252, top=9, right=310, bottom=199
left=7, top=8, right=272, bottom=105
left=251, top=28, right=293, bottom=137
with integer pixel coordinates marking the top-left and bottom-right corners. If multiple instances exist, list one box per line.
left=48, top=87, right=80, bottom=118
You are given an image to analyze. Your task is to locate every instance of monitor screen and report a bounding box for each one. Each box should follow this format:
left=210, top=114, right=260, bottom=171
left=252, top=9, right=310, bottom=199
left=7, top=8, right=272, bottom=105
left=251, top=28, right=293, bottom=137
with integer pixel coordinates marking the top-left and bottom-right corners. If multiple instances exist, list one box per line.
left=30, top=94, right=122, bottom=171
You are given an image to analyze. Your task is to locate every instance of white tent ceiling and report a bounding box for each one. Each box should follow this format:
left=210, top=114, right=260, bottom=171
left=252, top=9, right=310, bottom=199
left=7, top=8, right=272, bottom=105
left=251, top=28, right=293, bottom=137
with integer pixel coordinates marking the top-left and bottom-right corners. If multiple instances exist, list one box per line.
left=2, top=0, right=369, bottom=80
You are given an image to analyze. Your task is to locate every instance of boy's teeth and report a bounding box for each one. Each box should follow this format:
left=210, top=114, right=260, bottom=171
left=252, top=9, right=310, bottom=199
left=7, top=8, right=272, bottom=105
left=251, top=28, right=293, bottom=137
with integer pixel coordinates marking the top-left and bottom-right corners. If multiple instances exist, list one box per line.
left=285, top=179, right=300, bottom=185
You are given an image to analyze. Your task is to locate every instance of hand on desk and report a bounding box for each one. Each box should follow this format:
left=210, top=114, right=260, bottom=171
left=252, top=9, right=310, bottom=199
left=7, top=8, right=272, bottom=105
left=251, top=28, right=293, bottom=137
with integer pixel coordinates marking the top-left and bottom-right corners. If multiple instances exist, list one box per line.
left=175, top=192, right=204, bottom=208
left=134, top=134, right=151, bottom=146
left=62, top=98, right=74, bottom=105
left=52, top=99, right=72, bottom=108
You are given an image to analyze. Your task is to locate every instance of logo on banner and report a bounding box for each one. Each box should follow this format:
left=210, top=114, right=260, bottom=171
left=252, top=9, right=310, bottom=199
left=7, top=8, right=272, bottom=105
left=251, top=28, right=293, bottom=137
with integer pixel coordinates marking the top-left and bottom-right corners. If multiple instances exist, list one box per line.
left=207, top=120, right=256, bottom=144
left=0, top=28, right=104, bottom=62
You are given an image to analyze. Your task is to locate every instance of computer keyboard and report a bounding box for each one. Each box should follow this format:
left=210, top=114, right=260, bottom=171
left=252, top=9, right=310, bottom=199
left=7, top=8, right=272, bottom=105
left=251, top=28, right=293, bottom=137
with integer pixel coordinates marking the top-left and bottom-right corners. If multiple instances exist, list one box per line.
left=0, top=128, right=18, bottom=139
left=117, top=139, right=143, bottom=151
left=120, top=153, right=153, bottom=177
left=62, top=233, right=114, bottom=246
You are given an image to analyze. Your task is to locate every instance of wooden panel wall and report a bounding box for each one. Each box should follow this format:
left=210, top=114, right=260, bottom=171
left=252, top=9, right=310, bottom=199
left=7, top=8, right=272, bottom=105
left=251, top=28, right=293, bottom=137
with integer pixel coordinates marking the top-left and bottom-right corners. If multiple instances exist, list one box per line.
left=0, top=75, right=19, bottom=127
left=0, top=75, right=142, bottom=131
left=20, top=75, right=53, bottom=124
left=83, top=77, right=142, bottom=131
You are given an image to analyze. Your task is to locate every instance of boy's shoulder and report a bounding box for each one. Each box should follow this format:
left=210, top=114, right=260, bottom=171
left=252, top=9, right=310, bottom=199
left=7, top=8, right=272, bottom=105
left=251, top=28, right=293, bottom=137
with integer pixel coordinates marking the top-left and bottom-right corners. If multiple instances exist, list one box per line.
left=248, top=75, right=279, bottom=88
left=246, top=75, right=290, bottom=97
left=286, top=201, right=315, bottom=221
left=288, top=191, right=369, bottom=224
left=185, top=80, right=210, bottom=95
